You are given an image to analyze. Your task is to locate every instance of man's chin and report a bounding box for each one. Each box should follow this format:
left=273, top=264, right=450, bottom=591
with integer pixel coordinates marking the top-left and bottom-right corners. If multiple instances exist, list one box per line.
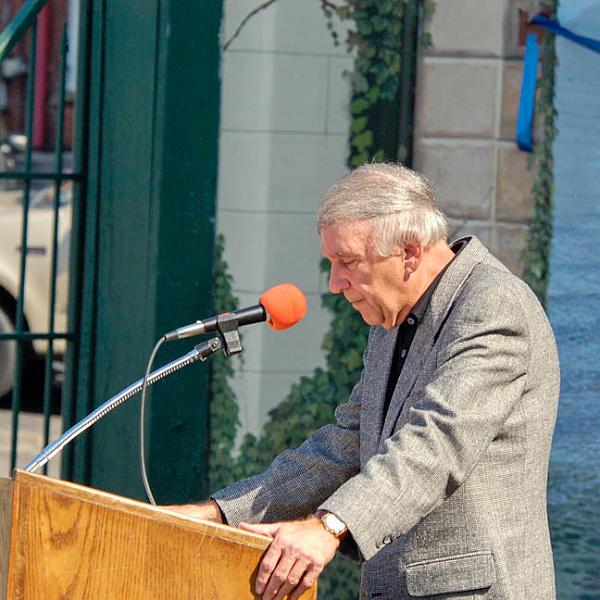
left=352, top=305, right=382, bottom=327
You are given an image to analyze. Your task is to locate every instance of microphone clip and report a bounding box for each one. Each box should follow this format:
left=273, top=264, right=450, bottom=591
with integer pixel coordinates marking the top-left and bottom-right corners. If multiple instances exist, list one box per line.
left=216, top=312, right=243, bottom=357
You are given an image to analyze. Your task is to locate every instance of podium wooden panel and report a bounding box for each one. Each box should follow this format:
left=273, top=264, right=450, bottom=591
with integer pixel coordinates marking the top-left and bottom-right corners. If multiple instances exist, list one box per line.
left=1, top=471, right=317, bottom=599
left=0, top=477, right=11, bottom=600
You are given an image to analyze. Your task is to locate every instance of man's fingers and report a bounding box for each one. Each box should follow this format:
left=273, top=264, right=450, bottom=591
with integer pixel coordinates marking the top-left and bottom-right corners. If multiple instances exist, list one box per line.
left=263, top=554, right=297, bottom=599
left=289, top=567, right=320, bottom=600
left=253, top=543, right=282, bottom=595
left=273, top=559, right=310, bottom=600
left=240, top=518, right=335, bottom=598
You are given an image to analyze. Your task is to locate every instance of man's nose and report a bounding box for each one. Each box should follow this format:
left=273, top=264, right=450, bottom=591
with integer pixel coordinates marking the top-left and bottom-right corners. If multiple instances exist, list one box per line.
left=328, top=265, right=348, bottom=294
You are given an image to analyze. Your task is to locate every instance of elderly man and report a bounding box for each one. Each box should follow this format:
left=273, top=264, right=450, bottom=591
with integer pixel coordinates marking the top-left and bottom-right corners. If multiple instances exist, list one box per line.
left=169, top=163, right=559, bottom=600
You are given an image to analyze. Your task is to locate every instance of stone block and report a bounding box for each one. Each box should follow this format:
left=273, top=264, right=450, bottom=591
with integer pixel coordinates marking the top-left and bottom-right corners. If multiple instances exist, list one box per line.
left=447, top=219, right=492, bottom=247
left=217, top=209, right=269, bottom=292
left=221, top=52, right=329, bottom=133
left=264, top=213, right=323, bottom=294
left=217, top=131, right=348, bottom=214
left=413, top=139, right=495, bottom=220
left=425, top=0, right=506, bottom=57
left=218, top=210, right=323, bottom=295
left=266, top=133, right=348, bottom=213
left=272, top=0, right=346, bottom=56
left=496, top=145, right=538, bottom=222
left=500, top=61, right=523, bottom=141
left=217, top=132, right=272, bottom=212
left=500, top=60, right=543, bottom=143
left=222, top=0, right=345, bottom=55
left=414, top=58, right=500, bottom=138
left=495, top=222, right=529, bottom=276
left=222, top=0, right=275, bottom=52
left=327, top=56, right=353, bottom=135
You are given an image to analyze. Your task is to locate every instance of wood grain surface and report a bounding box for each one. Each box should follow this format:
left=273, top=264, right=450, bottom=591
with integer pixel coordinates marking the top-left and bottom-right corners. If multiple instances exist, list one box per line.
left=7, top=471, right=317, bottom=599
left=0, top=477, right=12, bottom=600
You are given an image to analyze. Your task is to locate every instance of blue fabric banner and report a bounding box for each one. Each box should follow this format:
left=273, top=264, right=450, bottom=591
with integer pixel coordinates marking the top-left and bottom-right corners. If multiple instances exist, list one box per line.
left=516, top=33, right=539, bottom=152
left=516, top=15, right=600, bottom=151
left=532, top=14, right=600, bottom=55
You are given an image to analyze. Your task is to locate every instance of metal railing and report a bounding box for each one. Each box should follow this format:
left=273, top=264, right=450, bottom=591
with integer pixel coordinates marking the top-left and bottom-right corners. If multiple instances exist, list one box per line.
left=0, top=1, right=83, bottom=475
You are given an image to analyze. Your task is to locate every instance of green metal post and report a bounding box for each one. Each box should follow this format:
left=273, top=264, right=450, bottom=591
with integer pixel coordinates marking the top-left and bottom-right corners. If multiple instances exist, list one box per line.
left=68, top=0, right=222, bottom=501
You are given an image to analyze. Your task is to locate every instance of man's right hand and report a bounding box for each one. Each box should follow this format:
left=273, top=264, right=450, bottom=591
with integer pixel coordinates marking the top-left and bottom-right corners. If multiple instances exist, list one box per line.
left=161, top=500, right=224, bottom=523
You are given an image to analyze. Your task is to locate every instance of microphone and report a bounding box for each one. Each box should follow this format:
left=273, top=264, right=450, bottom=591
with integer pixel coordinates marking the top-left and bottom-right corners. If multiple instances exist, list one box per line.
left=164, top=283, right=307, bottom=342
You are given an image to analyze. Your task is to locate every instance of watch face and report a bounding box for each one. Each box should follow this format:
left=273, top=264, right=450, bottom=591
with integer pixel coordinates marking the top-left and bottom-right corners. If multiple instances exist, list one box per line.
left=323, top=513, right=346, bottom=536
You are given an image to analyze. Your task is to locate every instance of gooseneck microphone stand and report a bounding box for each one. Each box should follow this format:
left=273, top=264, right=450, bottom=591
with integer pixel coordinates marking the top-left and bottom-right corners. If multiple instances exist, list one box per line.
left=23, top=313, right=245, bottom=475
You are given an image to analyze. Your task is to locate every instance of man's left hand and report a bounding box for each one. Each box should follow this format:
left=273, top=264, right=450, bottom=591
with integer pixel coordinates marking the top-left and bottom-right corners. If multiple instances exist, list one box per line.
left=239, top=516, right=340, bottom=600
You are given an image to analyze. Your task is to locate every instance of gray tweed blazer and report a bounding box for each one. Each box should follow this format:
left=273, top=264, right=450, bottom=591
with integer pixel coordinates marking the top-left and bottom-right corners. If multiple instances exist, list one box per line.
left=214, top=236, right=560, bottom=599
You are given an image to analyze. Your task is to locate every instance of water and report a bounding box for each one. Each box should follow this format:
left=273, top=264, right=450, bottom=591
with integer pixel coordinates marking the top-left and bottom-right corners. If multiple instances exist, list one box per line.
left=547, top=3, right=600, bottom=597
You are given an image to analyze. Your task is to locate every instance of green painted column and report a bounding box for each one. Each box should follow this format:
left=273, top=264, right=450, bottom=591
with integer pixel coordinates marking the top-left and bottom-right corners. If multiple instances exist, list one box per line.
left=65, top=0, right=222, bottom=502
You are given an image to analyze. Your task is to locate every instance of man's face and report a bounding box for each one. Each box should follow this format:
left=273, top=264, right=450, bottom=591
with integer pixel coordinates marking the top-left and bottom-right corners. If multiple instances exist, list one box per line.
left=320, top=220, right=410, bottom=329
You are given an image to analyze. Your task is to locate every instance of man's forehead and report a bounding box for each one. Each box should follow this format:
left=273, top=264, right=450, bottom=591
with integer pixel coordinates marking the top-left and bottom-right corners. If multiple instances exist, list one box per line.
left=320, top=220, right=374, bottom=255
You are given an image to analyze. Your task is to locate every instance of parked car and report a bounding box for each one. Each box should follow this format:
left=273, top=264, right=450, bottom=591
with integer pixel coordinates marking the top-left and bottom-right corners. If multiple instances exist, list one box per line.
left=0, top=183, right=71, bottom=398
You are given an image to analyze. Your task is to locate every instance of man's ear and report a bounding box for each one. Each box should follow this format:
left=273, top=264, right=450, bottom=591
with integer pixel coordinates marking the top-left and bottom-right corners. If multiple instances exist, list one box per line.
left=403, top=244, right=422, bottom=276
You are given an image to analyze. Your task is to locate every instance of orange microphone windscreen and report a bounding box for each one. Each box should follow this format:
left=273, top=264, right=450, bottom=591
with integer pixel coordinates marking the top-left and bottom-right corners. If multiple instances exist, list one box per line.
left=259, top=283, right=307, bottom=331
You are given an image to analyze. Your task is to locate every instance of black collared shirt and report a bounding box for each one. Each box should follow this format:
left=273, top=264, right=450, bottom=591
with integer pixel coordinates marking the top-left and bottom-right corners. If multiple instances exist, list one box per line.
left=383, top=240, right=467, bottom=413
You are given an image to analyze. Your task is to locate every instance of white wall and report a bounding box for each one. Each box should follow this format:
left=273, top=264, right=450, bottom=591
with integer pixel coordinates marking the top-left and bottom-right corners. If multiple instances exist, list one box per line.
left=216, top=1, right=352, bottom=436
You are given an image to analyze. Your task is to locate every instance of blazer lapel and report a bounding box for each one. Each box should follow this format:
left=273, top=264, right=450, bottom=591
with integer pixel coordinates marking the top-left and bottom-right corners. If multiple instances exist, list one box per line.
left=360, top=326, right=397, bottom=463
left=378, top=236, right=488, bottom=444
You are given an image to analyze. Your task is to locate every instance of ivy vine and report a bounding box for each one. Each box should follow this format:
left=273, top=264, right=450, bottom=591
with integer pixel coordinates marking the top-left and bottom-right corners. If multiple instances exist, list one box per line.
left=521, top=2, right=558, bottom=307
left=319, top=0, right=435, bottom=166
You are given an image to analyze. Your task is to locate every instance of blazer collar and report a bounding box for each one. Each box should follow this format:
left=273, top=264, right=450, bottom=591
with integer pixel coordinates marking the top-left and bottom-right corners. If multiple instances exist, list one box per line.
left=378, top=236, right=489, bottom=442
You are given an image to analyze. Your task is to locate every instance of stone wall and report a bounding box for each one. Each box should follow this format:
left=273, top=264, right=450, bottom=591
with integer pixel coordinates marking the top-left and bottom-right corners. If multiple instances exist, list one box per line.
left=216, top=1, right=351, bottom=436
left=413, top=0, right=543, bottom=275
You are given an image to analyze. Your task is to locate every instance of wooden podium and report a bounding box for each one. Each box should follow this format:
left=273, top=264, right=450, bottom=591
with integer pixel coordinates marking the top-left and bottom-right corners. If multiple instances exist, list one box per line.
left=0, top=471, right=317, bottom=599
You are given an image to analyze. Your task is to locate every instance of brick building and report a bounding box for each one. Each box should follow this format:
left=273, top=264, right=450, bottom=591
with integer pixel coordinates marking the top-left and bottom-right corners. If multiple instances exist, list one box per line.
left=0, top=0, right=75, bottom=149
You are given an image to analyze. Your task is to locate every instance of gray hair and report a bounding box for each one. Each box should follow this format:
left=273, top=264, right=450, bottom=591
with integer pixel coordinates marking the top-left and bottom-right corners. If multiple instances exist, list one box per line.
left=317, top=163, right=448, bottom=255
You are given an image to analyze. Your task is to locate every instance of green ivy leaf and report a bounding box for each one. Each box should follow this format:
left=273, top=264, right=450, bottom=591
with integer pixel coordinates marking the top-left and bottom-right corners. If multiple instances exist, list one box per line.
left=372, top=148, right=385, bottom=162
left=351, top=116, right=368, bottom=134
left=352, top=71, right=369, bottom=93
left=350, top=97, right=370, bottom=115
left=366, top=86, right=380, bottom=103
left=351, top=129, right=374, bottom=152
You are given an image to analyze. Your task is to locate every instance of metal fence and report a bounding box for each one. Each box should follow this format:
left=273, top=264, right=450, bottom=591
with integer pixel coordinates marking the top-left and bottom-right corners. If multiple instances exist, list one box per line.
left=0, top=2, right=84, bottom=476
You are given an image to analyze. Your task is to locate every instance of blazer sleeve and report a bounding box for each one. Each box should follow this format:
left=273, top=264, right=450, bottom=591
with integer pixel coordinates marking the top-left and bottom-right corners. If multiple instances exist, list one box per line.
left=211, top=333, right=372, bottom=527
left=319, top=284, right=531, bottom=561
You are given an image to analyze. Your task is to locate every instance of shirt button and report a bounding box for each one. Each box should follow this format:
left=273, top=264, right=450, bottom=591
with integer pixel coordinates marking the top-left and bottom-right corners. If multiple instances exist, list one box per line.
left=400, top=349, right=407, bottom=358
left=407, top=317, right=415, bottom=326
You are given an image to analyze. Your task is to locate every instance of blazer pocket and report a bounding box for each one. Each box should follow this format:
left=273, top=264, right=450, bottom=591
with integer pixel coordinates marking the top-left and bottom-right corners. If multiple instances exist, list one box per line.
left=405, top=551, right=496, bottom=597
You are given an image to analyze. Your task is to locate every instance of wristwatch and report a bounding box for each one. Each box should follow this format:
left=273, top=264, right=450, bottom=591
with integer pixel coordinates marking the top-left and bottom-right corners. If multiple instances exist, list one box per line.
left=318, top=511, right=348, bottom=539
